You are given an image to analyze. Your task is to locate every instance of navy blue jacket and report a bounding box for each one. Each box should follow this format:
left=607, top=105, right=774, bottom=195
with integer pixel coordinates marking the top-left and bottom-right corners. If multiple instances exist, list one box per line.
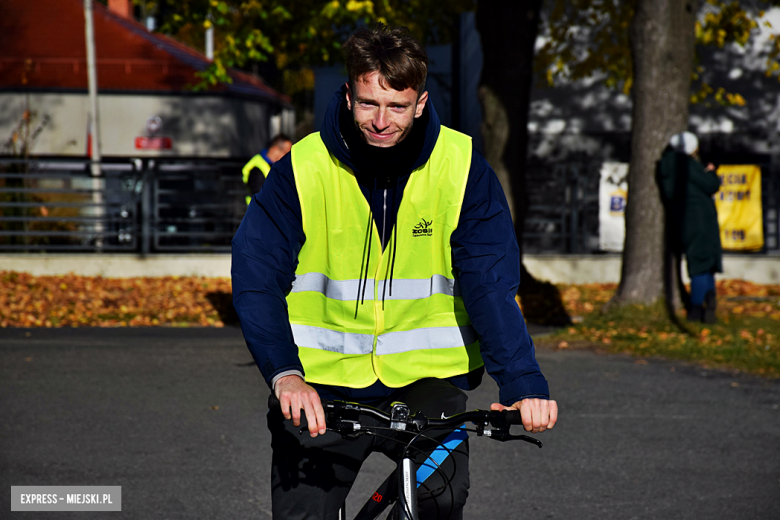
left=232, top=88, right=549, bottom=406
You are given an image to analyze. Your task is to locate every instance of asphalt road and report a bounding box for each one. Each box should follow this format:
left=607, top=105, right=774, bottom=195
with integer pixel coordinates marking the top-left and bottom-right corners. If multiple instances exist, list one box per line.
left=1, top=327, right=779, bottom=519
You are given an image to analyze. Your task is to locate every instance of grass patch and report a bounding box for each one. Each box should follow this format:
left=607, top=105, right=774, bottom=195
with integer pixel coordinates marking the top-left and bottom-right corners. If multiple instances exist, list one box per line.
left=541, top=281, right=780, bottom=377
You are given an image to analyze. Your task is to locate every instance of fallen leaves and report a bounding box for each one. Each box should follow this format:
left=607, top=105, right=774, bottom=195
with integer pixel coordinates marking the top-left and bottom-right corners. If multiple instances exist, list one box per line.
left=3, top=269, right=779, bottom=383
left=0, top=271, right=231, bottom=328
left=551, top=283, right=616, bottom=317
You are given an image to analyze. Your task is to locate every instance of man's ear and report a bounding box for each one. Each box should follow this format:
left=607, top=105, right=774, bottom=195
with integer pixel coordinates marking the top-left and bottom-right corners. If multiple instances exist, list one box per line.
left=345, top=82, right=353, bottom=111
left=414, top=91, right=428, bottom=118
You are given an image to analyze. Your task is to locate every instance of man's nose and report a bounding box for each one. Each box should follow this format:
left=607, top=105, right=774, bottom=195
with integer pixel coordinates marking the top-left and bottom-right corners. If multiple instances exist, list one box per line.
left=373, top=109, right=389, bottom=130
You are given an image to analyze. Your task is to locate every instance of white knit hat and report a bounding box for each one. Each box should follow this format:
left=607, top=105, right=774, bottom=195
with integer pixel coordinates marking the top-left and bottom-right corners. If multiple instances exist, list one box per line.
left=669, top=132, right=698, bottom=155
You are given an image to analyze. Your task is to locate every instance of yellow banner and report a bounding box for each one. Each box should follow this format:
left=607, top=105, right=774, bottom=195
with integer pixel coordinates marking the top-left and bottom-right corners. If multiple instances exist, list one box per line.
left=715, top=165, right=763, bottom=251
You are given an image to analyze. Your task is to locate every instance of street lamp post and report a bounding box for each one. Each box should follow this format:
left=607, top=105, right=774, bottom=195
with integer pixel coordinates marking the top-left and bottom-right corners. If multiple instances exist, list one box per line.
left=83, top=0, right=104, bottom=248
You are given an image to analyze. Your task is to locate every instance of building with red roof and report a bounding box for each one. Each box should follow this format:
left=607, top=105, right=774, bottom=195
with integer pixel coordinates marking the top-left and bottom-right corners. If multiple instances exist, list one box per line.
left=0, top=0, right=294, bottom=158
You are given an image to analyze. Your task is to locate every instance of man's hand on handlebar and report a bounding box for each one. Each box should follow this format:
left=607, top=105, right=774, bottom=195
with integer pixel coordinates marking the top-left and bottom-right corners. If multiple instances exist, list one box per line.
left=490, top=398, right=558, bottom=434
left=274, top=375, right=327, bottom=437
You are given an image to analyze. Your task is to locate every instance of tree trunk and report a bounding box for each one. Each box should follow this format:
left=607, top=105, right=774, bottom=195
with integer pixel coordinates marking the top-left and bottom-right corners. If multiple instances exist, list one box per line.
left=612, top=0, right=698, bottom=306
left=476, top=0, right=569, bottom=325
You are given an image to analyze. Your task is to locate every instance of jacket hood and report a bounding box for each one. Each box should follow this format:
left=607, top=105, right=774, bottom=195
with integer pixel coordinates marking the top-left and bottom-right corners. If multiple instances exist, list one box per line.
left=319, top=84, right=441, bottom=175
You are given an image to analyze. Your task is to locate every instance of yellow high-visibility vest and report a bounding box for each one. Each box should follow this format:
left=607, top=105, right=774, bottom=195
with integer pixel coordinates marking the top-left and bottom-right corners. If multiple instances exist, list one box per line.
left=287, top=127, right=483, bottom=388
left=242, top=154, right=271, bottom=205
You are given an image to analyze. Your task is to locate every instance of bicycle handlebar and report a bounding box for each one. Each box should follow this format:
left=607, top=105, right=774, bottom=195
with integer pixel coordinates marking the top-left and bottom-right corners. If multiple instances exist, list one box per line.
left=267, top=394, right=542, bottom=448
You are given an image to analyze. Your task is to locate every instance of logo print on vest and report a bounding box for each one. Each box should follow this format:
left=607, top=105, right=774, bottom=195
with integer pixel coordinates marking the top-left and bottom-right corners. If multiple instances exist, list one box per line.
left=412, top=218, right=433, bottom=237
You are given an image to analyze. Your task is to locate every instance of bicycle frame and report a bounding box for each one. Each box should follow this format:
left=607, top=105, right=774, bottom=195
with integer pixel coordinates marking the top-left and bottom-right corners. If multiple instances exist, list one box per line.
left=326, top=401, right=541, bottom=520
left=338, top=455, right=416, bottom=520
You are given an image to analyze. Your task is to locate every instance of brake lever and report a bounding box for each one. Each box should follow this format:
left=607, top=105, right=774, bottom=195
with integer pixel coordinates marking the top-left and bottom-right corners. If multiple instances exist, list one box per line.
left=299, top=419, right=366, bottom=438
left=489, top=430, right=543, bottom=448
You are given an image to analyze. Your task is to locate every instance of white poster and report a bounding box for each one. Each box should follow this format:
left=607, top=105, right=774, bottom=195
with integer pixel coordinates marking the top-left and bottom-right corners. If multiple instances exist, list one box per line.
left=599, top=162, right=629, bottom=252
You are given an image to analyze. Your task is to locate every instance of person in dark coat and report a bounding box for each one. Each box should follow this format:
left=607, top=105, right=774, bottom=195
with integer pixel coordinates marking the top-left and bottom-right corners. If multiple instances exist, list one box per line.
left=658, top=131, right=723, bottom=323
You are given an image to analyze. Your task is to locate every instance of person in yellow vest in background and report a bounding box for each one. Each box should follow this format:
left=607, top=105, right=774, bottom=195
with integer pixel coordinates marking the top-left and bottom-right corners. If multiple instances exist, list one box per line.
left=232, top=24, right=557, bottom=519
left=241, top=134, right=292, bottom=204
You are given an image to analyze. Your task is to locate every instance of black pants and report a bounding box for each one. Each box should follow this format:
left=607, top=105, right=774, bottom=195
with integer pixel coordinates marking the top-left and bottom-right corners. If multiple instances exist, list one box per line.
left=268, top=379, right=470, bottom=520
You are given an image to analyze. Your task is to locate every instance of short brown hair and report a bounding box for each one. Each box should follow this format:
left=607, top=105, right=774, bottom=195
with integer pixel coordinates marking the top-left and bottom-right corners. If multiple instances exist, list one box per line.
left=268, top=133, right=292, bottom=149
left=343, top=23, right=428, bottom=96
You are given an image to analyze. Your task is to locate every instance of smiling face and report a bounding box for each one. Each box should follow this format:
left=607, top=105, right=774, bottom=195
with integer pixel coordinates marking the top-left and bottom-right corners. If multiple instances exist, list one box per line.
left=345, top=72, right=428, bottom=148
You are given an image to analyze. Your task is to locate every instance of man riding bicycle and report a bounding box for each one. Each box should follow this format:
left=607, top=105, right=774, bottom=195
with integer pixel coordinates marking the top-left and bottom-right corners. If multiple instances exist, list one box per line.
left=232, top=23, right=558, bottom=519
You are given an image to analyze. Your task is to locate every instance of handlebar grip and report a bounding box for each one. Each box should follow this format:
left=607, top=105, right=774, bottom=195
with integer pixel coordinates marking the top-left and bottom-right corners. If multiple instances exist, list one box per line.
left=503, top=409, right=522, bottom=425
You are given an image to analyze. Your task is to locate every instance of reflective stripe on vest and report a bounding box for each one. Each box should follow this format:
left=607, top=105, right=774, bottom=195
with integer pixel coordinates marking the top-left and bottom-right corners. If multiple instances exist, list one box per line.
left=242, top=154, right=271, bottom=205
left=290, top=272, right=461, bottom=301
left=289, top=323, right=477, bottom=356
left=290, top=324, right=374, bottom=355
left=376, top=325, right=478, bottom=355
left=292, top=325, right=478, bottom=356
left=288, top=126, right=482, bottom=388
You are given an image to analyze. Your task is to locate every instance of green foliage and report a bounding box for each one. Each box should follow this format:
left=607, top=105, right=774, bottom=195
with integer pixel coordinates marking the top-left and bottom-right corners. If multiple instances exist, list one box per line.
left=546, top=280, right=780, bottom=377
left=139, top=0, right=474, bottom=90
left=535, top=0, right=636, bottom=94
left=696, top=0, right=775, bottom=48
left=535, top=0, right=780, bottom=106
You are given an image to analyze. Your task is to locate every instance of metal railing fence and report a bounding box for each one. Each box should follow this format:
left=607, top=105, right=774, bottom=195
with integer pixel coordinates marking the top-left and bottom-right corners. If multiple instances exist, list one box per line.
left=524, top=161, right=600, bottom=254
left=0, top=158, right=246, bottom=253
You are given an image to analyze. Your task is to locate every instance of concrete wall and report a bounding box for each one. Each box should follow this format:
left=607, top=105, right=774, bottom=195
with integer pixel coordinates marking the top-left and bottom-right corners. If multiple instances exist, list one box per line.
left=0, top=92, right=295, bottom=158
left=1, top=254, right=777, bottom=284
left=524, top=254, right=780, bottom=285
